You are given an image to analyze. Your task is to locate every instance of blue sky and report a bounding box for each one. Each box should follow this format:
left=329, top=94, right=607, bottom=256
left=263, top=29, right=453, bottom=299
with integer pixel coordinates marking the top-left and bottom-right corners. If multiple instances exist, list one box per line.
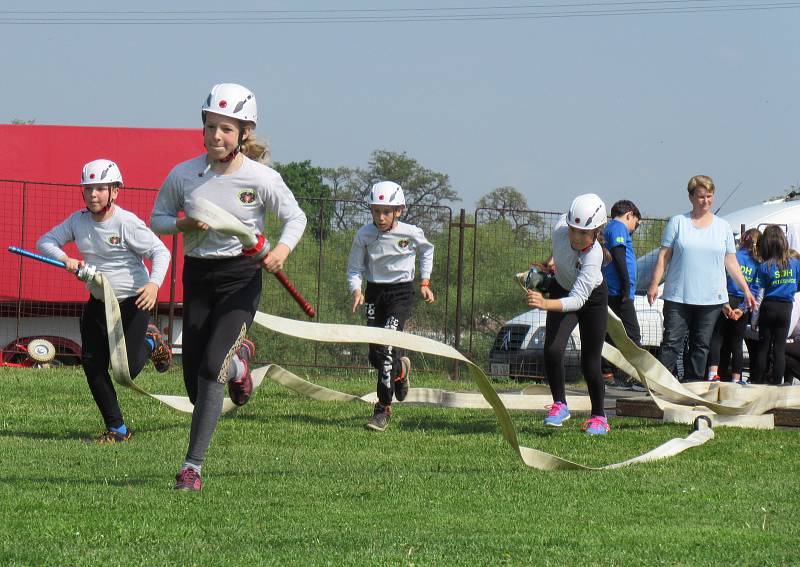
left=2, top=1, right=798, bottom=217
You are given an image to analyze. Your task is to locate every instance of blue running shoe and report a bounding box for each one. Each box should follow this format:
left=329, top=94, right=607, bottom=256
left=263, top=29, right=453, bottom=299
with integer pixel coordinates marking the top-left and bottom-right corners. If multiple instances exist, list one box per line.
left=543, top=402, right=570, bottom=427
left=582, top=415, right=610, bottom=436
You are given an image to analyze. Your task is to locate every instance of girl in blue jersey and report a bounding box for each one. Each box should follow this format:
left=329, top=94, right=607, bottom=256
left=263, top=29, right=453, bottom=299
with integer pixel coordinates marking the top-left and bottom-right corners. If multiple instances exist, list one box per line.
left=706, top=228, right=761, bottom=384
left=752, top=225, right=800, bottom=385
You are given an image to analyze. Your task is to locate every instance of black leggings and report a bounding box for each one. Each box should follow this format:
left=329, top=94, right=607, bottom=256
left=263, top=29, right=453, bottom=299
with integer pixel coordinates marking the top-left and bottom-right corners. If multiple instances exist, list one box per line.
left=754, top=299, right=792, bottom=385
left=707, top=294, right=749, bottom=376
left=544, top=280, right=608, bottom=416
left=182, top=256, right=262, bottom=403
left=364, top=282, right=415, bottom=405
left=602, top=294, right=641, bottom=374
left=80, top=295, right=150, bottom=430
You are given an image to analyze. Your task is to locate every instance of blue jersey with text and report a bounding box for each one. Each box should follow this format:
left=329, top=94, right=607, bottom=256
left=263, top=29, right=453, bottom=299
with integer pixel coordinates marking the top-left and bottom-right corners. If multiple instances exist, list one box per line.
left=756, top=257, right=800, bottom=302
left=602, top=219, right=636, bottom=299
left=726, top=249, right=760, bottom=297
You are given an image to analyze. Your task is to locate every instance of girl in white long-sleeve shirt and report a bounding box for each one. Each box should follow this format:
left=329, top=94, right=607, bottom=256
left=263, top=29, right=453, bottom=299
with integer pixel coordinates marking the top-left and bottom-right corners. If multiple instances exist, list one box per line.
left=38, top=158, right=171, bottom=444
left=525, top=193, right=611, bottom=435
left=347, top=181, right=434, bottom=432
left=151, top=84, right=307, bottom=491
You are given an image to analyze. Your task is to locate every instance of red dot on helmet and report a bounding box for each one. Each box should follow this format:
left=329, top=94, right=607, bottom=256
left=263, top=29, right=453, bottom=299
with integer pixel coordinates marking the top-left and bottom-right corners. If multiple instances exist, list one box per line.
left=379, top=195, right=385, bottom=200
left=575, top=218, right=581, bottom=223
left=219, top=100, right=228, bottom=108
left=90, top=173, right=96, bottom=179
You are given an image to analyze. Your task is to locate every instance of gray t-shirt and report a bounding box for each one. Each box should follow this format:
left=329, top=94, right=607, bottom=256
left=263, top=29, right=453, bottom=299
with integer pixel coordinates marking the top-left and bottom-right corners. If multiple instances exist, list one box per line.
left=37, top=206, right=171, bottom=300
left=150, top=154, right=307, bottom=258
left=347, top=221, right=434, bottom=293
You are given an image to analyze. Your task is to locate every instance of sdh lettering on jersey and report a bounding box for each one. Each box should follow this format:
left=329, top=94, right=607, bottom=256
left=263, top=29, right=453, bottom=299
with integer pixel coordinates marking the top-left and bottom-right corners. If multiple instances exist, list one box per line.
left=771, top=267, right=796, bottom=285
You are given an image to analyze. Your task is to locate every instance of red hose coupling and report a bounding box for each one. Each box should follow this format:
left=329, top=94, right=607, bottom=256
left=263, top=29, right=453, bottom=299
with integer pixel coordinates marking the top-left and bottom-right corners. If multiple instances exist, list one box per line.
left=242, top=234, right=269, bottom=261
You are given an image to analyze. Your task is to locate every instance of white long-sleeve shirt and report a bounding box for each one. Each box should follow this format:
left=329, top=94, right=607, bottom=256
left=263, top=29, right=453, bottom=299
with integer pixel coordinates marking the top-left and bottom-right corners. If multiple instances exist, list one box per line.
left=37, top=206, right=170, bottom=300
left=347, top=221, right=434, bottom=293
left=150, top=154, right=307, bottom=257
left=551, top=215, right=605, bottom=312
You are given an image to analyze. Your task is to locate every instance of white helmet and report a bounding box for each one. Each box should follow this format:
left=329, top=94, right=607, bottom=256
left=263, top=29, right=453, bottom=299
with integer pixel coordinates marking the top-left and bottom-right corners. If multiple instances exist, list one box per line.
left=369, top=181, right=405, bottom=206
left=202, top=83, right=258, bottom=126
left=567, top=193, right=606, bottom=230
left=80, top=159, right=123, bottom=186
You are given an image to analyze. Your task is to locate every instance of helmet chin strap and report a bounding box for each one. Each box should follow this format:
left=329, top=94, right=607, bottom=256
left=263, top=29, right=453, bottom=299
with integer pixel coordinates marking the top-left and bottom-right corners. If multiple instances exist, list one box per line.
left=84, top=188, right=114, bottom=214
left=220, top=148, right=239, bottom=162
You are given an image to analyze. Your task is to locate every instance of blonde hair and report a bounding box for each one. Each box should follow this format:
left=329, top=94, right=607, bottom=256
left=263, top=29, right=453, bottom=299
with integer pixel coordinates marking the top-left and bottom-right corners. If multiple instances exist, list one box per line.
left=241, top=132, right=270, bottom=165
left=687, top=175, right=715, bottom=195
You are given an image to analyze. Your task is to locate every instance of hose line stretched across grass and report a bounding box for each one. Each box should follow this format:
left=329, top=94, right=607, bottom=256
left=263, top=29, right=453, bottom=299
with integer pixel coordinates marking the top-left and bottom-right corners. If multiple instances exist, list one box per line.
left=251, top=312, right=718, bottom=471
left=98, top=264, right=800, bottom=470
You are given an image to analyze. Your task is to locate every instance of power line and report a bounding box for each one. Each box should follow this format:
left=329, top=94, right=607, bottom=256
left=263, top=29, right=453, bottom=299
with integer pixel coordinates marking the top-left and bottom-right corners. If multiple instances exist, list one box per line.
left=0, top=1, right=798, bottom=24
left=0, top=1, right=749, bottom=14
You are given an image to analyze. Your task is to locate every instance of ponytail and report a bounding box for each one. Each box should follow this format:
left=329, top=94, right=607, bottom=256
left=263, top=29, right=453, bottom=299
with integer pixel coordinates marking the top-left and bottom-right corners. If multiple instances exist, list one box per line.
left=241, top=133, right=270, bottom=165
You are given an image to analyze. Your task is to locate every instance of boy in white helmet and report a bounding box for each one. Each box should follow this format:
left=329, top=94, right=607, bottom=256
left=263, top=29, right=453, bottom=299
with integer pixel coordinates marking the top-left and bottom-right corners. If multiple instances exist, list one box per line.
left=151, top=83, right=307, bottom=491
left=524, top=193, right=612, bottom=435
left=37, top=159, right=172, bottom=444
left=347, top=181, right=435, bottom=431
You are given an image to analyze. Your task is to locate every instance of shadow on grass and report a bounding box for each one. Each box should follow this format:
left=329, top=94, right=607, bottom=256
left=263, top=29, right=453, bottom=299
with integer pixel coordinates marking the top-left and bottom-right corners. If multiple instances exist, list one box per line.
left=0, top=421, right=185, bottom=442
left=0, top=429, right=79, bottom=442
left=0, top=473, right=162, bottom=488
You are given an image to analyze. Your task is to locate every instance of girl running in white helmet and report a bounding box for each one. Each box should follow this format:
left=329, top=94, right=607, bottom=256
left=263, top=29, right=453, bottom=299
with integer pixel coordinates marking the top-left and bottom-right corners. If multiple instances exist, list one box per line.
left=524, top=193, right=612, bottom=435
left=151, top=83, right=307, bottom=491
left=347, top=181, right=435, bottom=432
left=38, top=159, right=172, bottom=443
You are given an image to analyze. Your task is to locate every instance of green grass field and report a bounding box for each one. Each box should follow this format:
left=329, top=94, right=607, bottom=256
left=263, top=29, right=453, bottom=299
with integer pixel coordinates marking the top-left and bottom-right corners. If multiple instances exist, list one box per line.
left=1, top=366, right=798, bottom=566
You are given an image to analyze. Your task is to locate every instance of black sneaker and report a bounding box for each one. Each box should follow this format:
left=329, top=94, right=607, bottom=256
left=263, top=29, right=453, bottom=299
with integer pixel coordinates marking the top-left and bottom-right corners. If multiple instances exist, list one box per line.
left=394, top=357, right=411, bottom=402
left=366, top=403, right=391, bottom=432
left=146, top=324, right=172, bottom=373
left=85, top=430, right=133, bottom=444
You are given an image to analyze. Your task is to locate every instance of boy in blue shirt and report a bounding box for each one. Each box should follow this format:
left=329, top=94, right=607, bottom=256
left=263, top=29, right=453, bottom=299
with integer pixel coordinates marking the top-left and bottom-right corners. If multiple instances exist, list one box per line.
left=601, top=200, right=642, bottom=388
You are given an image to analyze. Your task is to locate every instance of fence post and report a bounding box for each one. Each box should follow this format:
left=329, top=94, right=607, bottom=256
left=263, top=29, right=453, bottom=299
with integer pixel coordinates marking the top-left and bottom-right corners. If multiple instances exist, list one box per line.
left=167, top=234, right=178, bottom=348
left=451, top=208, right=475, bottom=379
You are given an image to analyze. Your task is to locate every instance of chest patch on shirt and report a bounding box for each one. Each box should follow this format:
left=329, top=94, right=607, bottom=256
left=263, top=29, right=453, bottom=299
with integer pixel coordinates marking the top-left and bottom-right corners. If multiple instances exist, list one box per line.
left=398, top=239, right=410, bottom=249
left=108, top=235, right=121, bottom=246
left=237, top=189, right=257, bottom=206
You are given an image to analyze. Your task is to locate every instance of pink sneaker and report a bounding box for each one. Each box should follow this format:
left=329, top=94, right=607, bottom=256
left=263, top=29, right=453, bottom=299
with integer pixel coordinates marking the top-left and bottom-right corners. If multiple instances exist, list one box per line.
left=174, top=467, right=202, bottom=491
left=543, top=401, right=570, bottom=426
left=582, top=415, right=610, bottom=436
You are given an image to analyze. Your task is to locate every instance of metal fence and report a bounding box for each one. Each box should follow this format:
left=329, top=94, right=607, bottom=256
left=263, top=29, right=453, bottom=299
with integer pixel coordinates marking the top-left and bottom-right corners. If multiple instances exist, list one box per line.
left=1, top=179, right=667, bottom=379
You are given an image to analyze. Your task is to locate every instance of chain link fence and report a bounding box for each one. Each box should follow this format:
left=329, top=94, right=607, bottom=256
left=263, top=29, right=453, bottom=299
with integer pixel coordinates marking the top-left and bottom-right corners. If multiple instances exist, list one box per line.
left=1, top=179, right=668, bottom=380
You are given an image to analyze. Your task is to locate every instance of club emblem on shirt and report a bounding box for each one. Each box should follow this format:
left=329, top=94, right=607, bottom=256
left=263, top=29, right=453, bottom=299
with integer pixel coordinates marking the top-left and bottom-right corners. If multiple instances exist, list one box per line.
left=398, top=239, right=409, bottom=248
left=108, top=235, right=121, bottom=245
left=238, top=189, right=257, bottom=205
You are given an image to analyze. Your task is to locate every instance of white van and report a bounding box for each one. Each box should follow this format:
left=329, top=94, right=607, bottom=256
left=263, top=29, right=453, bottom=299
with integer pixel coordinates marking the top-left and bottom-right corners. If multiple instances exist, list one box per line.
left=488, top=195, right=800, bottom=381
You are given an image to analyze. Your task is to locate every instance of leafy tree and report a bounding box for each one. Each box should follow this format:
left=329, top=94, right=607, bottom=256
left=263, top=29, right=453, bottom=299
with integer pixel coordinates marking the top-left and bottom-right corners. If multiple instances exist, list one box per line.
left=364, top=150, right=460, bottom=229
left=476, top=185, right=545, bottom=242
left=321, top=150, right=460, bottom=233
left=273, top=160, right=333, bottom=240
left=321, top=166, right=364, bottom=231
